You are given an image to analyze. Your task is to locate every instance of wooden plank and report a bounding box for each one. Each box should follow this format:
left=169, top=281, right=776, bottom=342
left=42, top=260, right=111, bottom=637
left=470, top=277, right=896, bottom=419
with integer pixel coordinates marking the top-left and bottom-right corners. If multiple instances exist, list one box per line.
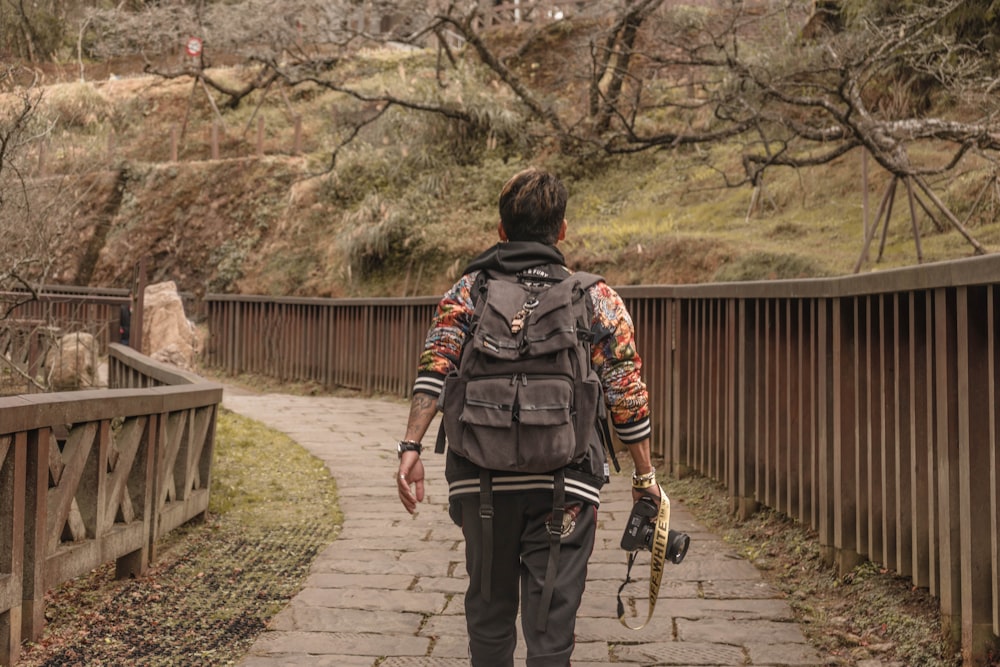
left=832, top=297, right=861, bottom=574
left=991, top=286, right=1000, bottom=638
left=957, top=286, right=996, bottom=660
left=934, top=287, right=962, bottom=646
left=0, top=432, right=25, bottom=667
left=893, top=293, right=914, bottom=579
left=106, top=416, right=146, bottom=527
left=46, top=422, right=98, bottom=553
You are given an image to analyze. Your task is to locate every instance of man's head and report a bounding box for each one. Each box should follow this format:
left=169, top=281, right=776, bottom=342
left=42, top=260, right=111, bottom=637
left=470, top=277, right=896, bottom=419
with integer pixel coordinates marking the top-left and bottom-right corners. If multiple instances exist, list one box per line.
left=498, top=168, right=568, bottom=244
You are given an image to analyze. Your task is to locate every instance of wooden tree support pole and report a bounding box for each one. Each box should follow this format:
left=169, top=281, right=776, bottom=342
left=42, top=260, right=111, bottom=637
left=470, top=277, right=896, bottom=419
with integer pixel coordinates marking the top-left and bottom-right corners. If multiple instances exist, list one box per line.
left=903, top=176, right=923, bottom=263
left=876, top=176, right=900, bottom=262
left=854, top=176, right=898, bottom=273
left=912, top=175, right=987, bottom=255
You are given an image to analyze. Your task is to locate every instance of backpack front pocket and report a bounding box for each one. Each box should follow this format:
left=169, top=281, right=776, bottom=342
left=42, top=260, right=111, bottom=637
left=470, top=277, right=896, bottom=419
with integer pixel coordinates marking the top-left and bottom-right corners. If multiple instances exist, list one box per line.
left=454, top=375, right=578, bottom=473
left=456, top=377, right=519, bottom=470
left=516, top=377, right=576, bottom=471
left=461, top=377, right=517, bottom=428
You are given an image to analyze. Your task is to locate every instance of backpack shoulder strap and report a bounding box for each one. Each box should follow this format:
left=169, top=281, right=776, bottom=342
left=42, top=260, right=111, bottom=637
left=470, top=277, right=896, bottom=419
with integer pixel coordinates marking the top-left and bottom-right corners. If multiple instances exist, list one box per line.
left=569, top=271, right=604, bottom=291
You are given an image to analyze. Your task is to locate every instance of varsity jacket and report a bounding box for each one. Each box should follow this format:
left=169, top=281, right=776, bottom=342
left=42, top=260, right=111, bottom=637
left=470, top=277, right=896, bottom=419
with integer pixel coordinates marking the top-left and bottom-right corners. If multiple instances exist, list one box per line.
left=413, top=241, right=652, bottom=507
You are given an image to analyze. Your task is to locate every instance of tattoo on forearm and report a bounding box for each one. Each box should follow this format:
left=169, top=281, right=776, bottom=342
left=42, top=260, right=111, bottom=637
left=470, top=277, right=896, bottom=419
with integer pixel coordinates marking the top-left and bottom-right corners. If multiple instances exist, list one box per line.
left=404, top=393, right=439, bottom=442
left=409, top=393, right=437, bottom=421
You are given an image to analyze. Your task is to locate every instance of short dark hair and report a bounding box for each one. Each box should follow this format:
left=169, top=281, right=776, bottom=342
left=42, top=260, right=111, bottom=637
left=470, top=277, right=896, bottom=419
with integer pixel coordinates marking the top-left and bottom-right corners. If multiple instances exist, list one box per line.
left=498, top=168, right=567, bottom=244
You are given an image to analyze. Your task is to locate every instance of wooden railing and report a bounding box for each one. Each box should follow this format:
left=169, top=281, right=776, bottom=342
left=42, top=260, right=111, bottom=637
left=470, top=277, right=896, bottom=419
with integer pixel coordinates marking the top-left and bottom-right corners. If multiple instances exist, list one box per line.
left=0, top=287, right=128, bottom=356
left=0, top=344, right=221, bottom=666
left=203, top=254, right=1000, bottom=663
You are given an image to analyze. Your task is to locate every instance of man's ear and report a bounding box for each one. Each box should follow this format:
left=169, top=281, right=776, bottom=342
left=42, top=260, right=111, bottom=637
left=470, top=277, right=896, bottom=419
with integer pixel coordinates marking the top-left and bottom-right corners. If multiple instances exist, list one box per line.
left=557, top=219, right=567, bottom=241
left=498, top=220, right=508, bottom=241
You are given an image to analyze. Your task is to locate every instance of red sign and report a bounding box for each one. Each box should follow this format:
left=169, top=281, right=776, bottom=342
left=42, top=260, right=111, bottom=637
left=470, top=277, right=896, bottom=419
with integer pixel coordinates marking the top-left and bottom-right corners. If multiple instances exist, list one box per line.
left=185, top=37, right=203, bottom=57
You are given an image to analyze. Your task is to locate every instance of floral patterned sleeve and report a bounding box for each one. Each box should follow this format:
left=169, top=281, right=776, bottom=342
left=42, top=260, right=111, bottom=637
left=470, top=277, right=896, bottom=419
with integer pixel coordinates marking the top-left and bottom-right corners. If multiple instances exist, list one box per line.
left=588, top=282, right=652, bottom=444
left=411, top=272, right=477, bottom=397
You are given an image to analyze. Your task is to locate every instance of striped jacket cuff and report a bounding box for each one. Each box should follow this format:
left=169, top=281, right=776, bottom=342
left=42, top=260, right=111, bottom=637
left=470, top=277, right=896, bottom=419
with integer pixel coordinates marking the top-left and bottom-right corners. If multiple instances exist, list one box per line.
left=412, top=372, right=445, bottom=398
left=615, top=417, right=651, bottom=444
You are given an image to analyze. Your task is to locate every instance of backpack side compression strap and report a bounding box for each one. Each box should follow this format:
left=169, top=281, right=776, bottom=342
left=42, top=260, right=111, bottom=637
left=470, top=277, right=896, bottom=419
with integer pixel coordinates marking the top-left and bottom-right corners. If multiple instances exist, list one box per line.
left=536, top=468, right=565, bottom=633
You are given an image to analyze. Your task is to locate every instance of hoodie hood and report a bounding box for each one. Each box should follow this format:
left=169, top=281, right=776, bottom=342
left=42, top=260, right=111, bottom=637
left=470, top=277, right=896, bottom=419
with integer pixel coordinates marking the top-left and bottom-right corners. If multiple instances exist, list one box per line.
left=463, top=241, right=567, bottom=276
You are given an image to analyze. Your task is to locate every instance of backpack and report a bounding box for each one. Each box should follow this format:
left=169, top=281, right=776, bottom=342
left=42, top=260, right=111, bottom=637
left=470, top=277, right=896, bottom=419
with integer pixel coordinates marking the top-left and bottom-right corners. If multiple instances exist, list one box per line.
left=438, top=268, right=608, bottom=474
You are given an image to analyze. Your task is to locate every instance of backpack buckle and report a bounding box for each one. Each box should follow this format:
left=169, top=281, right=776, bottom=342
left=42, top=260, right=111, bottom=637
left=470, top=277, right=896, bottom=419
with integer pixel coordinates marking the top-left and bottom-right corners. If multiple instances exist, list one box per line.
left=510, top=297, right=539, bottom=334
left=479, top=505, right=494, bottom=519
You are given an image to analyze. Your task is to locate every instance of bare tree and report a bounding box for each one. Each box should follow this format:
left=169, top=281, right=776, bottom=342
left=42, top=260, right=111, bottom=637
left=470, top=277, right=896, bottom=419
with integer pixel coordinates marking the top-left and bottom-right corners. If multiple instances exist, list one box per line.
left=0, top=65, right=67, bottom=389
left=0, top=66, right=52, bottom=312
left=82, top=0, right=1000, bottom=258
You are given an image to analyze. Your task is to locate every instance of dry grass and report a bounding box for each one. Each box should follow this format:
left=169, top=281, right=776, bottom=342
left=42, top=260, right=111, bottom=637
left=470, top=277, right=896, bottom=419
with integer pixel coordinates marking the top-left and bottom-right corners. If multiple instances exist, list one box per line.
left=666, top=472, right=964, bottom=667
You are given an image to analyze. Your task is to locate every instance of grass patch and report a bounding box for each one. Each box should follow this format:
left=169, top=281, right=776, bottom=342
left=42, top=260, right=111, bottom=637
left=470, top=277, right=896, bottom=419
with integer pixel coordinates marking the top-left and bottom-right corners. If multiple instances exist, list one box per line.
left=17, top=410, right=341, bottom=667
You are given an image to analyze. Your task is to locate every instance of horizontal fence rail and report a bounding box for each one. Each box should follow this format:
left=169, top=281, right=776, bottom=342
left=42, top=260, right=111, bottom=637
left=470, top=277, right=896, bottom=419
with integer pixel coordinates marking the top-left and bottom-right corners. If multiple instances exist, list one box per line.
left=203, top=254, right=1000, bottom=663
left=0, top=344, right=221, bottom=666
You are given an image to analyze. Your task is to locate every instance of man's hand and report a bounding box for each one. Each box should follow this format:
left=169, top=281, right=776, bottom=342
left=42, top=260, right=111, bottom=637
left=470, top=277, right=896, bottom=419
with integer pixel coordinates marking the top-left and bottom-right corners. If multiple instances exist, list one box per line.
left=397, top=451, right=425, bottom=514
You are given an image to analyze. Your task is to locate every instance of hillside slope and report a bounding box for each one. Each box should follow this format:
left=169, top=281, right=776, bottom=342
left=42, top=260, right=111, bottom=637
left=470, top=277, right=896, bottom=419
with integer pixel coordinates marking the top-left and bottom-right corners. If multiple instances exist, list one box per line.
left=25, top=48, right=1000, bottom=299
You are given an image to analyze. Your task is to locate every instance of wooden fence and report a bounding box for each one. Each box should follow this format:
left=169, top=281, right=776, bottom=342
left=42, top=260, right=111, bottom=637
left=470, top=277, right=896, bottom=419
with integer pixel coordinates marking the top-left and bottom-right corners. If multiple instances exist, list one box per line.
left=203, top=254, right=1000, bottom=663
left=0, top=344, right=221, bottom=667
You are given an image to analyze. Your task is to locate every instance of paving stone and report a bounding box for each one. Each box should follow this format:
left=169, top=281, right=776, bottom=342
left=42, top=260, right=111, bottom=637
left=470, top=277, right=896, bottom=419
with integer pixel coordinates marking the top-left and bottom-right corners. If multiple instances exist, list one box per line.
left=302, top=572, right=415, bottom=589
left=746, top=641, right=827, bottom=665
left=381, top=659, right=470, bottom=667
left=294, top=587, right=448, bottom=614
left=419, top=613, right=469, bottom=637
left=248, top=630, right=430, bottom=657
left=268, top=604, right=424, bottom=634
left=677, top=617, right=810, bottom=644
left=240, top=655, right=377, bottom=667
left=412, top=576, right=469, bottom=594
left=612, top=641, right=748, bottom=665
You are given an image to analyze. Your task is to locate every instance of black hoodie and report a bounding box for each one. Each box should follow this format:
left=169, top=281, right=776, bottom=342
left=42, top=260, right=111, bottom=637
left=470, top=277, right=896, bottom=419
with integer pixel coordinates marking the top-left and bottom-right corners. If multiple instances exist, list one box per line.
left=462, top=241, right=569, bottom=280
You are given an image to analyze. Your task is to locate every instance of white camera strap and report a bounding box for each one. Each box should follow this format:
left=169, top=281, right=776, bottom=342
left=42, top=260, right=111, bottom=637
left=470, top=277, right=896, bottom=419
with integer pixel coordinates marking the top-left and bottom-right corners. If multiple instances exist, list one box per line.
left=617, top=485, right=671, bottom=630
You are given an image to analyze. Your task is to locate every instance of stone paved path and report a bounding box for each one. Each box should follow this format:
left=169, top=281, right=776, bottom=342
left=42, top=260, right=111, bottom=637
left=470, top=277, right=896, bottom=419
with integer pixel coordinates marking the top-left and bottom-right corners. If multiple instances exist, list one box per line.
left=222, top=388, right=825, bottom=667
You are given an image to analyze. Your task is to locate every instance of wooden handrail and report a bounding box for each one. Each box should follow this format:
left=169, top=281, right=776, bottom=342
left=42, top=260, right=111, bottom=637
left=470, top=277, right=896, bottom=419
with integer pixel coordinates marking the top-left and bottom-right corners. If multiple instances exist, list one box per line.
left=0, top=345, right=221, bottom=666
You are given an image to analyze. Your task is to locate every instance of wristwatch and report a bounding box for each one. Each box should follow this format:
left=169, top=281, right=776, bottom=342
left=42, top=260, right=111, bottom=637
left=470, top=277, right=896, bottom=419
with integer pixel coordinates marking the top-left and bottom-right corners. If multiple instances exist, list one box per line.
left=397, top=440, right=423, bottom=458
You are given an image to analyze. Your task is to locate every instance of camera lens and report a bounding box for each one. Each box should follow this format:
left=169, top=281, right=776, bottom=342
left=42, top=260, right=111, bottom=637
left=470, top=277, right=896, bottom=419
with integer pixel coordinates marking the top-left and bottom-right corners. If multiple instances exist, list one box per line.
left=666, top=529, right=690, bottom=564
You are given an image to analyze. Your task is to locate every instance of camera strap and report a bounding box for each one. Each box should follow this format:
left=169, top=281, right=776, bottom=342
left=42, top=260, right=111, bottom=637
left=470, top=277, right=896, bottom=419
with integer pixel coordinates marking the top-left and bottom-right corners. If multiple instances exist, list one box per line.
left=616, top=485, right=671, bottom=630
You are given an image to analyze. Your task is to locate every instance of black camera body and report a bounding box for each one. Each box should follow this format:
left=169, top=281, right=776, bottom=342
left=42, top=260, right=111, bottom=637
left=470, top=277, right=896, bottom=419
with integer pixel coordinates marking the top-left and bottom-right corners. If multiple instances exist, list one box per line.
left=620, top=496, right=690, bottom=564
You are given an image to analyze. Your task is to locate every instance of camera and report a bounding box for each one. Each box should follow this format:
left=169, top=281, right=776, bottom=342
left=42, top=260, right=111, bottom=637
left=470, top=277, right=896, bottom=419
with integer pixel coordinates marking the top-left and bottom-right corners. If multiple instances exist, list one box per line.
left=620, top=496, right=690, bottom=564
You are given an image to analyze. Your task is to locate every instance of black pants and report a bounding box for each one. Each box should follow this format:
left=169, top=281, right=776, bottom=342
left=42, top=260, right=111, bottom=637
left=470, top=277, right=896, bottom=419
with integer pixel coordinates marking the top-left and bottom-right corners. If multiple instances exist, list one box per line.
left=454, top=491, right=597, bottom=667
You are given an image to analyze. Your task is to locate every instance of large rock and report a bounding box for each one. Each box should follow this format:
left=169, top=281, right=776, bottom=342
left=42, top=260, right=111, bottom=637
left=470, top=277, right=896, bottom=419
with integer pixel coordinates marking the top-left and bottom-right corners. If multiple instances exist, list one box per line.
left=142, top=281, right=199, bottom=369
left=45, top=332, right=98, bottom=391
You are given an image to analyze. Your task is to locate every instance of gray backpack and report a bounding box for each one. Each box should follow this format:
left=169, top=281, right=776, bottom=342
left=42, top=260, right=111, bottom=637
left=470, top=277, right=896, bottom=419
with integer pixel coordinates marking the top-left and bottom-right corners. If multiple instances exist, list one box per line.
left=439, top=269, right=607, bottom=473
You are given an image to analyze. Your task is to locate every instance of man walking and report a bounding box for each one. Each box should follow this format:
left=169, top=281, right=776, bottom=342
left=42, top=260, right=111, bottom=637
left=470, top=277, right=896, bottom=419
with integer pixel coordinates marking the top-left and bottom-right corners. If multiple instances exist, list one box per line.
left=395, top=167, right=659, bottom=666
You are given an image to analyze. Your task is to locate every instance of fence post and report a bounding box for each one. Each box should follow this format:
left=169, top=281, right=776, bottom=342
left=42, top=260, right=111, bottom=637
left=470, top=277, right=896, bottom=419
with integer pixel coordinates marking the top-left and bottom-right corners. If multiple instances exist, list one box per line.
left=21, top=428, right=50, bottom=644
left=293, top=115, right=302, bottom=155
left=0, top=432, right=25, bottom=667
left=131, top=258, right=147, bottom=354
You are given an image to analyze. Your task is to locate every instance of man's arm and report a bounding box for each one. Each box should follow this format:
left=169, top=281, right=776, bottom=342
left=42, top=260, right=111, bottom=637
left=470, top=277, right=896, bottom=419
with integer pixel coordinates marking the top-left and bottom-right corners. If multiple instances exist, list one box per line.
left=626, top=438, right=661, bottom=501
left=404, top=392, right=438, bottom=443
left=587, top=283, right=660, bottom=500
left=396, top=392, right=438, bottom=514
left=395, top=272, right=477, bottom=514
